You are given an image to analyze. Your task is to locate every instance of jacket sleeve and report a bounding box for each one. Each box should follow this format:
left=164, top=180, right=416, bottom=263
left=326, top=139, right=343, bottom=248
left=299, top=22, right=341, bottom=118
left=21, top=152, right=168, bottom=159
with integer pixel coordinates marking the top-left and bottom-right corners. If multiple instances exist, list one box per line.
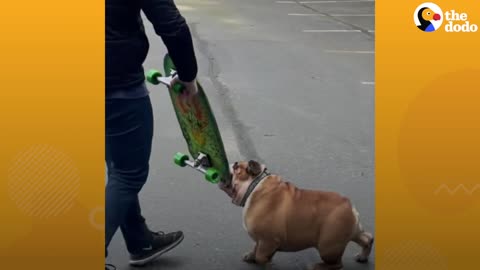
left=141, top=0, right=198, bottom=82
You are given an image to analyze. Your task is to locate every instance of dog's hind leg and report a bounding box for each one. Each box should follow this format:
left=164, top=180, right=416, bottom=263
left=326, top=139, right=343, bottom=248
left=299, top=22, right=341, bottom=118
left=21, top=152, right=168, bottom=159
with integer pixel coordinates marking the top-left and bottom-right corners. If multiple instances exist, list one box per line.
left=352, top=231, right=374, bottom=263
left=311, top=262, right=343, bottom=270
left=314, top=244, right=346, bottom=270
left=350, top=207, right=374, bottom=263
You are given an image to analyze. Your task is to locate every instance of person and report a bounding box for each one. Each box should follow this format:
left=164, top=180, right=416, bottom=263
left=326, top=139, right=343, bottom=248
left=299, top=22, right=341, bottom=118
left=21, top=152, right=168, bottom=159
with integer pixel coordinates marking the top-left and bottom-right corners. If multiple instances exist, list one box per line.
left=105, top=0, right=198, bottom=269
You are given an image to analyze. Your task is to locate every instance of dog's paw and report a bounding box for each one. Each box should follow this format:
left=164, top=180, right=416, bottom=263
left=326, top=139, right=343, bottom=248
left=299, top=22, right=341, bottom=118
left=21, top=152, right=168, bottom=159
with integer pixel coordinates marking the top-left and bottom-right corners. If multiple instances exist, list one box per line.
left=242, top=251, right=256, bottom=264
left=264, top=262, right=274, bottom=270
left=354, top=253, right=368, bottom=263
left=310, top=263, right=343, bottom=270
left=355, top=236, right=373, bottom=263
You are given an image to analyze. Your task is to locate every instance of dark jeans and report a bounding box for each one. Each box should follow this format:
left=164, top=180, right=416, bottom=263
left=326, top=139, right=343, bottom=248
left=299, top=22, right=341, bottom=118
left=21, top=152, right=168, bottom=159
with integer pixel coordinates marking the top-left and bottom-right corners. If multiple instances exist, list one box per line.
left=105, top=95, right=154, bottom=256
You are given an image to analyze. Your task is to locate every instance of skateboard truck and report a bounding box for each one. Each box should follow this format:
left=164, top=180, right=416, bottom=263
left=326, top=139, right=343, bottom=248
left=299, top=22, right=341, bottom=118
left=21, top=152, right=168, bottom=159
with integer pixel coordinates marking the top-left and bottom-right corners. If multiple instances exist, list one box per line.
left=193, top=153, right=210, bottom=167
left=146, top=69, right=184, bottom=94
left=174, top=152, right=221, bottom=184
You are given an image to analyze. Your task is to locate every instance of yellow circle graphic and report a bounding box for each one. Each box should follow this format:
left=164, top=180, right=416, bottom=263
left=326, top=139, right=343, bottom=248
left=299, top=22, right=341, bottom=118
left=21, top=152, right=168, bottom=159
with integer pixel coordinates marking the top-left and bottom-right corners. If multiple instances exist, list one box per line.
left=398, top=69, right=480, bottom=214
left=7, top=144, right=80, bottom=218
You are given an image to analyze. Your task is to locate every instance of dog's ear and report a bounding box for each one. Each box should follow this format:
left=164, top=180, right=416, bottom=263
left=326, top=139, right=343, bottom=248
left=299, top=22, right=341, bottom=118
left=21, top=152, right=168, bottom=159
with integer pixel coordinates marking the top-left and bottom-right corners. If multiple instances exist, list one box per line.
left=247, top=160, right=262, bottom=176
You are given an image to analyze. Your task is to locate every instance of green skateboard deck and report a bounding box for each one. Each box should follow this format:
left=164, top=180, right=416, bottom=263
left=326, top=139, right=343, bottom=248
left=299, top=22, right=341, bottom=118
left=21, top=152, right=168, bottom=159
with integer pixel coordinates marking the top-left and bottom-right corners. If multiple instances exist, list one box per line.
left=146, top=54, right=231, bottom=186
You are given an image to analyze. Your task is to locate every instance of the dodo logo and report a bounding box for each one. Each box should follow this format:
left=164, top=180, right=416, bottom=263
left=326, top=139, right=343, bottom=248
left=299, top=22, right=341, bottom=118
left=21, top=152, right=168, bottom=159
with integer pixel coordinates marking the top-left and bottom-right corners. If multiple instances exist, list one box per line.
left=414, top=3, right=443, bottom=32
left=414, top=2, right=478, bottom=33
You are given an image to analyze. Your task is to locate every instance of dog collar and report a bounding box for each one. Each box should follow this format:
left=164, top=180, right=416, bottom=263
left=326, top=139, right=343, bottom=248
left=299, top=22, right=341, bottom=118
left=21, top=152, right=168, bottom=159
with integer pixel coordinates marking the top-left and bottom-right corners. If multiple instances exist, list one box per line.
left=239, top=168, right=271, bottom=207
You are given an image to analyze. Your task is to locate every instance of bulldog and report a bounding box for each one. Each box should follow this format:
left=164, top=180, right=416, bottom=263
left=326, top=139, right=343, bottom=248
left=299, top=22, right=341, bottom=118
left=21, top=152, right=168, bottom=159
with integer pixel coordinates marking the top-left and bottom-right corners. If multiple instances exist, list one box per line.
left=219, top=160, right=373, bottom=270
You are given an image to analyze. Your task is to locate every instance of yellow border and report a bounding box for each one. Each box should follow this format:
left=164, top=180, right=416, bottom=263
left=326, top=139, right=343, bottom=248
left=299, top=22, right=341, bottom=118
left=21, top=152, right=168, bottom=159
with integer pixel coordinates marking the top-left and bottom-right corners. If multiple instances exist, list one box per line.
left=0, top=1, right=104, bottom=269
left=377, top=1, right=480, bottom=269
left=1, top=0, right=480, bottom=269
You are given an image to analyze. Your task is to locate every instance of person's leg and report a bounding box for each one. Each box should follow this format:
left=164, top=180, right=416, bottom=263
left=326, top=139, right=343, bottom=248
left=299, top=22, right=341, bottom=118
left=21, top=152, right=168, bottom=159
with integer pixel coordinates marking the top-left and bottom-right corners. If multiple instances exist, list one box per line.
left=105, top=95, right=153, bottom=250
left=105, top=95, right=184, bottom=266
left=120, top=197, right=150, bottom=251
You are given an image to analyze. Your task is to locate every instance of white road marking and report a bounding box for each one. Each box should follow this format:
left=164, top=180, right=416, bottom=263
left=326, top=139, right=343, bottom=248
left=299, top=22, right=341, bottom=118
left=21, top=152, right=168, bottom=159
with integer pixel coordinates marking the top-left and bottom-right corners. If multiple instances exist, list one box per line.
left=176, top=5, right=195, bottom=11
left=288, top=13, right=374, bottom=17
left=325, top=50, right=374, bottom=54
left=288, top=13, right=323, bottom=16
left=332, top=14, right=375, bottom=17
left=303, top=29, right=362, bottom=32
left=277, top=0, right=374, bottom=3
left=361, top=81, right=375, bottom=85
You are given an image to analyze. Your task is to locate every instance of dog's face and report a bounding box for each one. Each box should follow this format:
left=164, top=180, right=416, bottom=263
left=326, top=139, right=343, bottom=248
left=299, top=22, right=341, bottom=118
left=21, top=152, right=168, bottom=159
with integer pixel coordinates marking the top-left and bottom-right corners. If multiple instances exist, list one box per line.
left=230, top=160, right=265, bottom=205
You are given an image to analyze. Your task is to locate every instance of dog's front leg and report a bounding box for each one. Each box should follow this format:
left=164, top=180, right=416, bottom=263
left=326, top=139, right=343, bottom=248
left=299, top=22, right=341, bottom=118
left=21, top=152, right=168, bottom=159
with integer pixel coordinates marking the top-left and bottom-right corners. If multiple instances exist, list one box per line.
left=242, top=242, right=257, bottom=263
left=253, top=240, right=277, bottom=270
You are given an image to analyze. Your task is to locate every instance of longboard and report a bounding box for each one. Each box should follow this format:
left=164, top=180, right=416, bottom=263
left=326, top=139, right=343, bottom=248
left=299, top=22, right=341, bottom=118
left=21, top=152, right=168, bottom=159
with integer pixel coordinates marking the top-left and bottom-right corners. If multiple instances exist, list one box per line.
left=146, top=54, right=231, bottom=186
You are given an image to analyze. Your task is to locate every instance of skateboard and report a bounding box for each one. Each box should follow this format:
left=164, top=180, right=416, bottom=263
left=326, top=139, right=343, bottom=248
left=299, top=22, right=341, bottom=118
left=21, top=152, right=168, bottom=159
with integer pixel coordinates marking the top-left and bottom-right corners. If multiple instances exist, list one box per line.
left=146, top=53, right=231, bottom=186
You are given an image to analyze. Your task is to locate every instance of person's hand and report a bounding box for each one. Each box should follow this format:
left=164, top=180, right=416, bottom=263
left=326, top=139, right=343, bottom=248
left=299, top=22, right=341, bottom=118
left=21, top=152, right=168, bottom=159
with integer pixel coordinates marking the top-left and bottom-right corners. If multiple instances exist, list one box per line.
left=170, top=75, right=198, bottom=96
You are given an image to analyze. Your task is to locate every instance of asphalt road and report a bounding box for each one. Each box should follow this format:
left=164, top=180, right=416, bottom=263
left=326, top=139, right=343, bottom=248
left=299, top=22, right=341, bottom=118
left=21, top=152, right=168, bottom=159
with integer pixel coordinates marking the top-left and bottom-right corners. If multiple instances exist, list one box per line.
left=107, top=0, right=375, bottom=269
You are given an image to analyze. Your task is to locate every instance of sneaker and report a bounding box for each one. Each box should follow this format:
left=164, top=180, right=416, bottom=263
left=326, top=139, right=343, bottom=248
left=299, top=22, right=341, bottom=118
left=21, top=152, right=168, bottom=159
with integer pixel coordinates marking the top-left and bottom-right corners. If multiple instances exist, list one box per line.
left=129, top=231, right=184, bottom=266
left=105, top=263, right=116, bottom=270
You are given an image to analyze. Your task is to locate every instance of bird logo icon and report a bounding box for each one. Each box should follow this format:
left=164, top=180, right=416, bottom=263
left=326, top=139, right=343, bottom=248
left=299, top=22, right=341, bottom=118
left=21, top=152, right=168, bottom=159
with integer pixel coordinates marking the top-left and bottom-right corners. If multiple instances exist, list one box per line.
left=414, top=3, right=443, bottom=32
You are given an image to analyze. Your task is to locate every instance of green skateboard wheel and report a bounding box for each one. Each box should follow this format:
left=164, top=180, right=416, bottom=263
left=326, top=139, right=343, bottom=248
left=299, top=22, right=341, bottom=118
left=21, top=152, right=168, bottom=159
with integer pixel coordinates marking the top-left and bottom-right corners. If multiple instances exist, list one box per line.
left=146, top=69, right=162, bottom=85
left=205, top=168, right=220, bottom=184
left=172, top=83, right=184, bottom=94
left=174, top=152, right=189, bottom=167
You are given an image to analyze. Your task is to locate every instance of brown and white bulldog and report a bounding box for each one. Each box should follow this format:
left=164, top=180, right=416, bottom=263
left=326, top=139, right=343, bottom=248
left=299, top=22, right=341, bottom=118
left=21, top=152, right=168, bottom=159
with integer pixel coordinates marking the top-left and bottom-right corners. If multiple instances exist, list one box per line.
left=220, top=160, right=373, bottom=270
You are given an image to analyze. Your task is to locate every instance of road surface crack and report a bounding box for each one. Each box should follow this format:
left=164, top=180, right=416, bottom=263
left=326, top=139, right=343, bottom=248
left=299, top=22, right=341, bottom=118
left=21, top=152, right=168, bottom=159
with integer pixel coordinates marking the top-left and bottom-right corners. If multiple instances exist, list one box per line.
left=189, top=23, right=264, bottom=163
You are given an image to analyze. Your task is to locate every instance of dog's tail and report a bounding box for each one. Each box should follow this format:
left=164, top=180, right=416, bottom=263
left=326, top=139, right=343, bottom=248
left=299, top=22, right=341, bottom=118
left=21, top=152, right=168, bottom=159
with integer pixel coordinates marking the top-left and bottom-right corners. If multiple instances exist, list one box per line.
left=352, top=205, right=364, bottom=235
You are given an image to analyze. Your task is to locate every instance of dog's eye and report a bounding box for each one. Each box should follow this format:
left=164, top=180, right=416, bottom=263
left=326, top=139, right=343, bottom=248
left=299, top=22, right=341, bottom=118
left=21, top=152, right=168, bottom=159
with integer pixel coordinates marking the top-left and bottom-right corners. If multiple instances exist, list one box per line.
left=233, top=162, right=238, bottom=170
